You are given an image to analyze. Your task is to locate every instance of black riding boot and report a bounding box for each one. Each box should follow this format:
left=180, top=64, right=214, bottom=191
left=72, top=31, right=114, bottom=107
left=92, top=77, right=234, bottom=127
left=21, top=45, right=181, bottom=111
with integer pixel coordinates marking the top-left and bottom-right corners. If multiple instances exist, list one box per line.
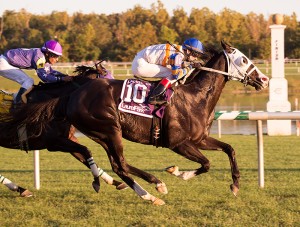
left=148, top=78, right=171, bottom=105
left=14, top=87, right=27, bottom=104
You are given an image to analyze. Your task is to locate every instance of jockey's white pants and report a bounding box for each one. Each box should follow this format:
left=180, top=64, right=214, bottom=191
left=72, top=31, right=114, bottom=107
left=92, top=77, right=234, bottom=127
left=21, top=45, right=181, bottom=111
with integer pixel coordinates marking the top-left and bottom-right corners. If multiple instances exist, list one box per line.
left=132, top=52, right=172, bottom=79
left=0, top=55, right=34, bottom=89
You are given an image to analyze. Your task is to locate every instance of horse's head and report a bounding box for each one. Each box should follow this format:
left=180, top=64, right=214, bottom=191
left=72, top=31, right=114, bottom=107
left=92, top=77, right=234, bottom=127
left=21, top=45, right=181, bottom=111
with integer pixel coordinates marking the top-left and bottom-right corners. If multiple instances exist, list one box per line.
left=73, top=61, right=114, bottom=80
left=221, top=40, right=269, bottom=91
left=73, top=65, right=100, bottom=80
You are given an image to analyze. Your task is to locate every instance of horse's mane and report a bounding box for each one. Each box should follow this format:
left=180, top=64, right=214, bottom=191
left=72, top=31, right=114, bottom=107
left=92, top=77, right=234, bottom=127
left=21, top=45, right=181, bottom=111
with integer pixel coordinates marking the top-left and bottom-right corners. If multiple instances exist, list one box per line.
left=202, top=45, right=219, bottom=64
left=183, top=46, right=219, bottom=84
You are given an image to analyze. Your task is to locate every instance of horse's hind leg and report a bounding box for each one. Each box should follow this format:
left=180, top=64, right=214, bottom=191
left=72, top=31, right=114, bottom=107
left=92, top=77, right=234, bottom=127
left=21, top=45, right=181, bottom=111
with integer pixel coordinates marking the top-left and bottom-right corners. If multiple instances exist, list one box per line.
left=0, top=174, right=33, bottom=197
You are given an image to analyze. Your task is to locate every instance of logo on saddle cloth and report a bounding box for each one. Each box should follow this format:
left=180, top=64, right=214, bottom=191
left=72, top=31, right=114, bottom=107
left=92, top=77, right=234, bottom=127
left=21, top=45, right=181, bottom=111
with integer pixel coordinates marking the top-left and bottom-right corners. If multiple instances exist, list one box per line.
left=118, top=79, right=172, bottom=118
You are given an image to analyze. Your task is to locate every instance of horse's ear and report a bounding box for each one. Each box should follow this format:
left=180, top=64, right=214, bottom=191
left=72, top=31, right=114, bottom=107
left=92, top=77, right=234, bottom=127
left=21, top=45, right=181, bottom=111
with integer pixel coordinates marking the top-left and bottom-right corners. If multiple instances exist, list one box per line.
left=221, top=40, right=234, bottom=53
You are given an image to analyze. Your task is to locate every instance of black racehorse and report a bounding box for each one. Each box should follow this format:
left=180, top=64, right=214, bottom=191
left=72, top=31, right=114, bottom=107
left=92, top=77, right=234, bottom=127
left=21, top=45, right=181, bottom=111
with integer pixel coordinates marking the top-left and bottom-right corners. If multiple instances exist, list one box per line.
left=6, top=41, right=269, bottom=204
left=0, top=63, right=126, bottom=197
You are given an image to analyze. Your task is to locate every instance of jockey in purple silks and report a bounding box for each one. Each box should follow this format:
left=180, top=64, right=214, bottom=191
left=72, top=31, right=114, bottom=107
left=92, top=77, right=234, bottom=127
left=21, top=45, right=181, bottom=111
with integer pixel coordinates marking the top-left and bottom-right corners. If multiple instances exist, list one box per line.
left=0, top=40, right=73, bottom=103
left=131, top=38, right=205, bottom=105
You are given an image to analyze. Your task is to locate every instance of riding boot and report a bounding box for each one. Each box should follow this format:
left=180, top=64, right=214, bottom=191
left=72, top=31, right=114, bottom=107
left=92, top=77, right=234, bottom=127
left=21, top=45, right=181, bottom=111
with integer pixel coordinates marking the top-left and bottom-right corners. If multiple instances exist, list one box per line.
left=14, top=87, right=27, bottom=104
left=148, top=78, right=172, bottom=105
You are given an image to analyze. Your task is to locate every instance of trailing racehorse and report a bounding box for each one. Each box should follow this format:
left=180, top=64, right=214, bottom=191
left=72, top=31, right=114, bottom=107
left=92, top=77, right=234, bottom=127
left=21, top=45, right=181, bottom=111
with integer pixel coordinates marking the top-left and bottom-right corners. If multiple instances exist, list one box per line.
left=0, top=63, right=126, bottom=197
left=5, top=41, right=269, bottom=204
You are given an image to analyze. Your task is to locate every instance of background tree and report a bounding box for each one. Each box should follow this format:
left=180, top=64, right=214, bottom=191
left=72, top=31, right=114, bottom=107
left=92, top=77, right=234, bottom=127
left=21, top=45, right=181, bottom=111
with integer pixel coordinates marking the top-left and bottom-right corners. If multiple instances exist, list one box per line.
left=0, top=5, right=298, bottom=61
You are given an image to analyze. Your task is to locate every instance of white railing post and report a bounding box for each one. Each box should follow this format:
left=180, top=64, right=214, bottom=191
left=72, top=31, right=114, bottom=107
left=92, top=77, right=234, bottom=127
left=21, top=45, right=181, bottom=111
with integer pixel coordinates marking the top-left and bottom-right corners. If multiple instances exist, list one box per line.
left=256, top=120, right=264, bottom=188
left=218, top=120, right=222, bottom=138
left=34, top=150, right=40, bottom=190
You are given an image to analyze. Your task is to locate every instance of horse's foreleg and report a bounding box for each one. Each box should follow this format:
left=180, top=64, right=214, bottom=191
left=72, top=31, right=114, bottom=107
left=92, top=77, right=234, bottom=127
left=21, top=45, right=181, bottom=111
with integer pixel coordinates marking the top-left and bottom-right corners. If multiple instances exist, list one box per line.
left=0, top=174, right=33, bottom=197
left=47, top=137, right=102, bottom=192
left=126, top=164, right=168, bottom=194
left=166, top=141, right=210, bottom=180
left=198, top=137, right=240, bottom=196
left=111, top=162, right=165, bottom=205
left=70, top=151, right=127, bottom=190
left=102, top=137, right=165, bottom=205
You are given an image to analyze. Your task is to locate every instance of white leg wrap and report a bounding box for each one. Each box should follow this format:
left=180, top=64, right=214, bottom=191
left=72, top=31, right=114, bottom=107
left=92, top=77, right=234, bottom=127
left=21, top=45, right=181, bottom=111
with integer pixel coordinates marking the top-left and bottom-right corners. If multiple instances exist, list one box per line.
left=0, top=175, right=18, bottom=191
left=141, top=192, right=156, bottom=202
left=180, top=170, right=197, bottom=180
left=98, top=168, right=113, bottom=185
left=87, top=157, right=99, bottom=178
left=171, top=167, right=182, bottom=176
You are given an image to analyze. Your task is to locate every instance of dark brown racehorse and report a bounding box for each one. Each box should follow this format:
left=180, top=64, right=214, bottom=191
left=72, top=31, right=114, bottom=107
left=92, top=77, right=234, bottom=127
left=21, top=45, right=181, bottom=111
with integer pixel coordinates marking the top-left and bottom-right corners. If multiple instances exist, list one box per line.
left=0, top=63, right=126, bottom=197
left=6, top=41, right=269, bottom=204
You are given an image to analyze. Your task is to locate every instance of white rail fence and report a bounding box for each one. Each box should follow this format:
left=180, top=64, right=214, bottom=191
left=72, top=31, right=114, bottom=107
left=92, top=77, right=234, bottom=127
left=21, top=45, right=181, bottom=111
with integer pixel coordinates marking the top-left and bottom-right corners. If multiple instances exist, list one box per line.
left=214, top=111, right=300, bottom=188
left=33, top=111, right=300, bottom=190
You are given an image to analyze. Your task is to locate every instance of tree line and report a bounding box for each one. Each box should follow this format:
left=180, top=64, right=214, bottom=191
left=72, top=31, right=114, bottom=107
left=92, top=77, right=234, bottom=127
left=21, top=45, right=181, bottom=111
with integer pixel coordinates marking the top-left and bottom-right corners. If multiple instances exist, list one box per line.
left=0, top=1, right=299, bottom=62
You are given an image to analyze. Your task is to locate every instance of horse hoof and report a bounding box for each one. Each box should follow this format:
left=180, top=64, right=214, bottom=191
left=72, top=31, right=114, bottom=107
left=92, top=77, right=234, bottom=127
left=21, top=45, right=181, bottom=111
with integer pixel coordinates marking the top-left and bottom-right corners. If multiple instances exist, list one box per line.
left=116, top=183, right=128, bottom=190
left=230, top=184, right=239, bottom=197
left=156, top=182, right=168, bottom=194
left=165, top=165, right=178, bottom=174
left=20, top=189, right=33, bottom=197
left=152, top=198, right=165, bottom=206
left=92, top=181, right=100, bottom=193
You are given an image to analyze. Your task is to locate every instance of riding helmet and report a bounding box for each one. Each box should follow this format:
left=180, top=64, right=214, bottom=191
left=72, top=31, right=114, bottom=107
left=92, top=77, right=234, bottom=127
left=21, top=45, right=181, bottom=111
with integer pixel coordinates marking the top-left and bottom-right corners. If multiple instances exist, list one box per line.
left=182, top=38, right=204, bottom=55
left=41, top=40, right=63, bottom=56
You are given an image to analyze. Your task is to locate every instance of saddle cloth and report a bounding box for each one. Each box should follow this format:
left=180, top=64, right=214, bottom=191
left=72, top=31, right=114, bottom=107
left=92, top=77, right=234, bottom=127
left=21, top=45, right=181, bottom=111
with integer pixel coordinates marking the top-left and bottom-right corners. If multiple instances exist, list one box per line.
left=118, top=79, right=172, bottom=118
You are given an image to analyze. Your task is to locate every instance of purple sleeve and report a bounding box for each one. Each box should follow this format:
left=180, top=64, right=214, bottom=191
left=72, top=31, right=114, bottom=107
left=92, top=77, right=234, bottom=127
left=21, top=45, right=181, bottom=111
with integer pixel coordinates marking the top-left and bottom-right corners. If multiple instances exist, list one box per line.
left=36, top=63, right=65, bottom=83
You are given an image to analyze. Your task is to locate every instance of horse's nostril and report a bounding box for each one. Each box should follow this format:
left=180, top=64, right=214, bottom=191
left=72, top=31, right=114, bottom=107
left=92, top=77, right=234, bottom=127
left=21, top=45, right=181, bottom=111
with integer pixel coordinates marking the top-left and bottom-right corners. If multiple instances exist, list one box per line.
left=261, top=77, right=268, bottom=82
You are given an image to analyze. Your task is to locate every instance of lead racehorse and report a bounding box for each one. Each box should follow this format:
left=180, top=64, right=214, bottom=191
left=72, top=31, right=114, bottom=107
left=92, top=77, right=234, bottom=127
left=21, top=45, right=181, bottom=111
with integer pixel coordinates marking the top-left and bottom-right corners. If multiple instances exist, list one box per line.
left=6, top=41, right=269, bottom=204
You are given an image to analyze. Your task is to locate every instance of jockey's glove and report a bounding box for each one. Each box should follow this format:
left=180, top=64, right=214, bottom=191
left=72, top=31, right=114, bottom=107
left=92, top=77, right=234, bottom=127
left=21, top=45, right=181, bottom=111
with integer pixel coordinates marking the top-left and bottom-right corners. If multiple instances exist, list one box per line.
left=190, top=61, right=203, bottom=69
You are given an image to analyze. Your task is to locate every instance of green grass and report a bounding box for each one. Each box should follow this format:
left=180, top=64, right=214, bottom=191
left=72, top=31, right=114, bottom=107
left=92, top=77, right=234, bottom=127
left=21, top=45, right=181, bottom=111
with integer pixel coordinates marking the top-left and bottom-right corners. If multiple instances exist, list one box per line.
left=1, top=135, right=299, bottom=226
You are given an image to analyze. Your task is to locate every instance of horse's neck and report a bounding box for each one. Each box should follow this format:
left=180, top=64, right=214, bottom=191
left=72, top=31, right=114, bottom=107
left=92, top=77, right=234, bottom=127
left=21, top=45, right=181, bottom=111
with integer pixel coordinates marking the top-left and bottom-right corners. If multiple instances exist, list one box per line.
left=189, top=53, right=227, bottom=112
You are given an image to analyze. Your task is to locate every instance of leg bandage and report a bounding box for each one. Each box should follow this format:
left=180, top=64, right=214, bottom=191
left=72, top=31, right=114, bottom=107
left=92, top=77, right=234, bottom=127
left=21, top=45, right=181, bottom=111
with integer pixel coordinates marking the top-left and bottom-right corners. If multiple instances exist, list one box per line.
left=0, top=175, right=18, bottom=191
left=87, top=157, right=99, bottom=178
left=98, top=168, right=113, bottom=185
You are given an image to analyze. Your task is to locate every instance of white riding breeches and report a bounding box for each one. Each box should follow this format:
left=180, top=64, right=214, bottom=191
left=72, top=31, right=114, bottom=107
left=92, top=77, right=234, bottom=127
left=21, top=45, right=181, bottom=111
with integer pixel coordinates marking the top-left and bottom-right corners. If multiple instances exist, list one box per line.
left=132, top=52, right=172, bottom=78
left=0, top=55, right=34, bottom=89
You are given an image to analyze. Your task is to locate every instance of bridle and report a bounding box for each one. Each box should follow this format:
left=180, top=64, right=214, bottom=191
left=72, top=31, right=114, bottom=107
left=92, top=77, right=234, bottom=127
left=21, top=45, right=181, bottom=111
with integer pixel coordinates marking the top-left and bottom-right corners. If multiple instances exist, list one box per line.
left=199, top=48, right=261, bottom=86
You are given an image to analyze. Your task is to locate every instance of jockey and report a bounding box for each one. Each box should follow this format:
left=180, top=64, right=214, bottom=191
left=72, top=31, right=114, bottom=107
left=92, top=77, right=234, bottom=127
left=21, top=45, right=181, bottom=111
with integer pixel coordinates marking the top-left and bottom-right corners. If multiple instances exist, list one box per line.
left=0, top=40, right=73, bottom=103
left=131, top=38, right=205, bottom=104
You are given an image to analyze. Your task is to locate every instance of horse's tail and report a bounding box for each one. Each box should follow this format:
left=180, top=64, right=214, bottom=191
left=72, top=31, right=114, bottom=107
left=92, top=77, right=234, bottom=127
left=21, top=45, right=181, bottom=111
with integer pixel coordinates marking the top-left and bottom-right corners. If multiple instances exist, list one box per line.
left=3, top=97, right=69, bottom=139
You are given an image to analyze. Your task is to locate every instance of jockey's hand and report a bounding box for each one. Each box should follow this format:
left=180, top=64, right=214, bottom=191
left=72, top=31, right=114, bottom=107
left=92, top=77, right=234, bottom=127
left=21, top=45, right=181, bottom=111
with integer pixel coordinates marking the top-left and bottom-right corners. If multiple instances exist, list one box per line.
left=181, top=61, right=191, bottom=68
left=62, top=75, right=73, bottom=82
left=190, top=61, right=202, bottom=69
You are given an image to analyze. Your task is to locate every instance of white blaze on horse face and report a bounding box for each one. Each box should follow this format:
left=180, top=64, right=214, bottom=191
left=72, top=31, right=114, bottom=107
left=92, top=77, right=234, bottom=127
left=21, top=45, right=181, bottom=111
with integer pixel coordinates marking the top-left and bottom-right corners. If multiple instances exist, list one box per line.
left=228, top=49, right=253, bottom=78
left=226, top=48, right=269, bottom=88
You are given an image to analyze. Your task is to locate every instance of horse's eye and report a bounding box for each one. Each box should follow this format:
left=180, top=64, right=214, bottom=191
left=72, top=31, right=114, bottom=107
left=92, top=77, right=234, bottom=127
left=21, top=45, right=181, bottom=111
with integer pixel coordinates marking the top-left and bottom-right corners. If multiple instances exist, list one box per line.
left=242, top=57, right=248, bottom=65
left=237, top=57, right=248, bottom=66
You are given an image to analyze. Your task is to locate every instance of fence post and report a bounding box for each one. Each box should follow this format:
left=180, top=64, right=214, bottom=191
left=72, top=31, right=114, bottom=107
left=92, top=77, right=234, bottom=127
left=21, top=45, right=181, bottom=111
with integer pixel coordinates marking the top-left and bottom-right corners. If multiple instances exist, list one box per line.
left=34, top=150, right=40, bottom=190
left=256, top=120, right=264, bottom=188
left=296, top=98, right=299, bottom=136
left=218, top=120, right=222, bottom=138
